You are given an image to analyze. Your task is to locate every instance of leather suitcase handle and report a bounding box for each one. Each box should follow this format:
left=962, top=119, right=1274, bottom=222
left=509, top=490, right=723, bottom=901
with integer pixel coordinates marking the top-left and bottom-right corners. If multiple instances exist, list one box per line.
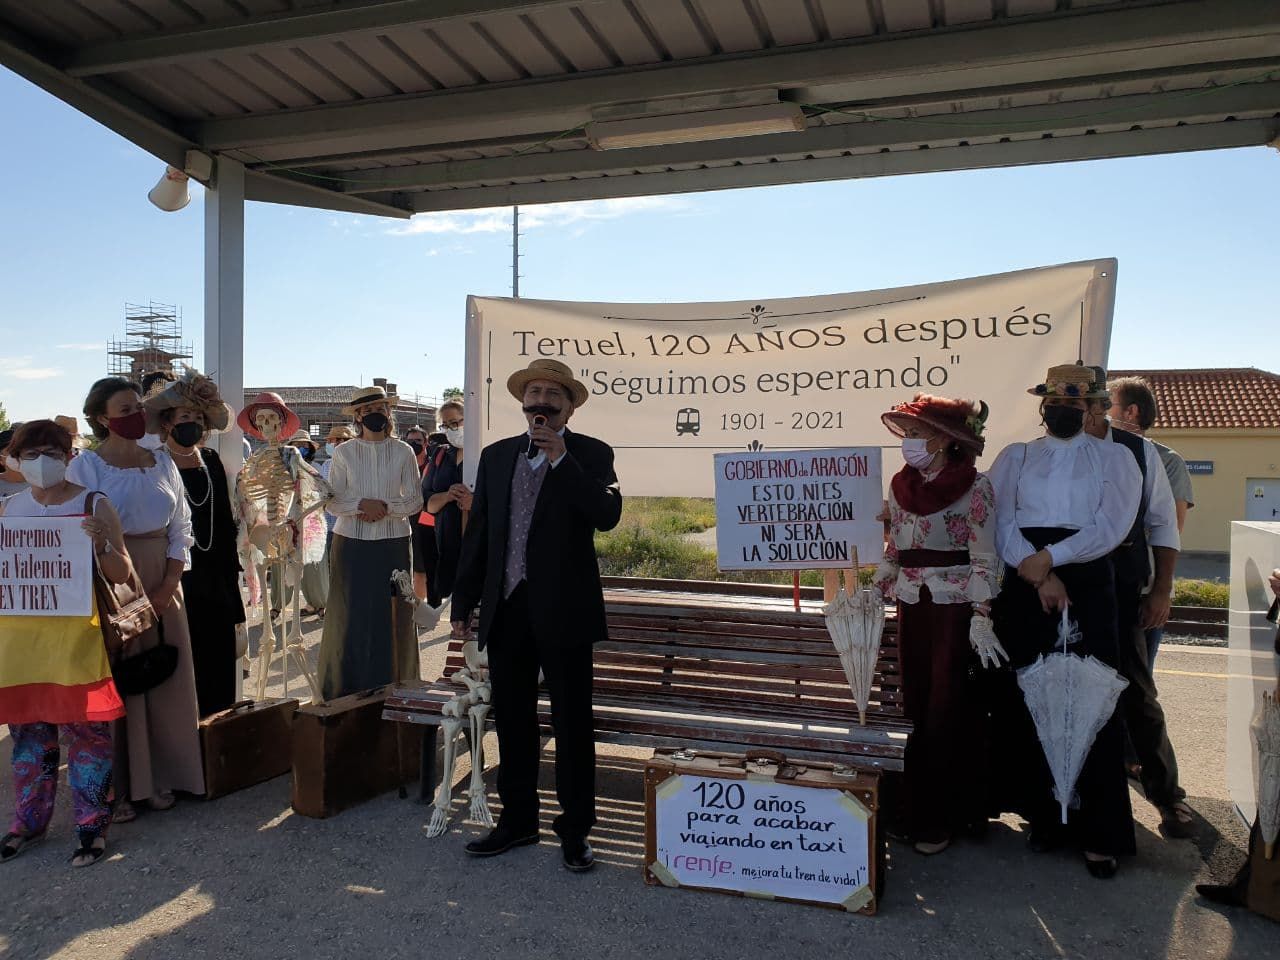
left=205, top=699, right=256, bottom=723
left=745, top=749, right=787, bottom=766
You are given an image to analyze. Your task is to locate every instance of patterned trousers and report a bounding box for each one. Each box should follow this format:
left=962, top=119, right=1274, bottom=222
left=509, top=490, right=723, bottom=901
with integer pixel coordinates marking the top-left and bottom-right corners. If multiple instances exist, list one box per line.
left=8, top=722, right=113, bottom=844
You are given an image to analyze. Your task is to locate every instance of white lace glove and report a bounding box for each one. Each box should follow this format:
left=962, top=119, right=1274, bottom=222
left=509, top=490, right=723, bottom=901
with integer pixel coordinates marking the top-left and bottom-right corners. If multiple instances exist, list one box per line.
left=969, top=612, right=1009, bottom=670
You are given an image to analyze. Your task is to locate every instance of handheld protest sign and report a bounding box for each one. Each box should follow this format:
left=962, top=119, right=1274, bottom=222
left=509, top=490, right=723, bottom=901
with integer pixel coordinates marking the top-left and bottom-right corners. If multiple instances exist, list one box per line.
left=0, top=516, right=93, bottom=617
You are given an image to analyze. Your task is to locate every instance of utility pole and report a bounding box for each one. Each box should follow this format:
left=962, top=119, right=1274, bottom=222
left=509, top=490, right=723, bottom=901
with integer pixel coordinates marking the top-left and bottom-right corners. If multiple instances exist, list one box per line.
left=511, top=205, right=521, bottom=298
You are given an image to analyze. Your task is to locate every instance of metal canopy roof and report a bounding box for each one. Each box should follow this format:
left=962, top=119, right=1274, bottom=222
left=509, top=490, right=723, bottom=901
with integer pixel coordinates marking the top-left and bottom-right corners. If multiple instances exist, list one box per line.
left=3, top=0, right=1278, bottom=220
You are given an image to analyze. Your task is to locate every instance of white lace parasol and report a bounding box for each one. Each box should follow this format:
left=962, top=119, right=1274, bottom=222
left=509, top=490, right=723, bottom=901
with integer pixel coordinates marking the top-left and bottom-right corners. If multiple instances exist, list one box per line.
left=1252, top=690, right=1280, bottom=860
left=1016, top=609, right=1128, bottom=824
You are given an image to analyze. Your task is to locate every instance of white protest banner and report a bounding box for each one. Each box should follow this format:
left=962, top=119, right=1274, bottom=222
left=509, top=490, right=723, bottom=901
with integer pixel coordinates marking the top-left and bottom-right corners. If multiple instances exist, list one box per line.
left=651, top=774, right=871, bottom=910
left=464, top=259, right=1115, bottom=495
left=714, top=447, right=883, bottom=570
left=0, top=517, right=93, bottom=617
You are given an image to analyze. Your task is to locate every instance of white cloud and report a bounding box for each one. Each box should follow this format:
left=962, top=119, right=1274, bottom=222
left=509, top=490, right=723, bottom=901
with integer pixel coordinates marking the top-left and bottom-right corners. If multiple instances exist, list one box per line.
left=56, top=342, right=103, bottom=351
left=389, top=196, right=691, bottom=237
left=0, top=357, right=62, bottom=380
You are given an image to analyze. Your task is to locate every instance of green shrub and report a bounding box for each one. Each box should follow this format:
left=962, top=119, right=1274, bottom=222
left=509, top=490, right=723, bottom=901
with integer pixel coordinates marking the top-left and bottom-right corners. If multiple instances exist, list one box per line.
left=596, top=527, right=721, bottom=581
left=1171, top=578, right=1229, bottom=608
left=616, top=496, right=718, bottom=535
left=596, top=524, right=877, bottom=588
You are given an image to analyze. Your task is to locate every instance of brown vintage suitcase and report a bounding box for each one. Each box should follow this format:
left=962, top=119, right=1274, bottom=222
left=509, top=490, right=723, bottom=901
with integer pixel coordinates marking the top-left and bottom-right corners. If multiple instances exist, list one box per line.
left=644, top=747, right=884, bottom=915
left=291, top=685, right=422, bottom=819
left=200, top=698, right=299, bottom=800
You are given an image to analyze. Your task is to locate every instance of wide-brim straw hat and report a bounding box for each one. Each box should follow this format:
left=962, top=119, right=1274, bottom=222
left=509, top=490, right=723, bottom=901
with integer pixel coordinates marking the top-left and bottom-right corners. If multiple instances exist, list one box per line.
left=53, top=415, right=89, bottom=449
left=287, top=429, right=317, bottom=451
left=238, top=391, right=301, bottom=440
left=342, top=385, right=398, bottom=416
left=506, top=358, right=589, bottom=409
left=143, top=370, right=233, bottom=435
left=882, top=393, right=988, bottom=455
left=324, top=424, right=355, bottom=443
left=1028, top=362, right=1109, bottom=399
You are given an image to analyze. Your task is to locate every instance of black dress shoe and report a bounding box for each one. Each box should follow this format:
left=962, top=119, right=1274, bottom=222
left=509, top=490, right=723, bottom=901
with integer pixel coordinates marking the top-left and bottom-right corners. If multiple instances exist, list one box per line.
left=1026, top=826, right=1064, bottom=854
left=1084, top=856, right=1118, bottom=880
left=561, top=838, right=595, bottom=873
left=1195, top=883, right=1241, bottom=906
left=464, top=826, right=539, bottom=858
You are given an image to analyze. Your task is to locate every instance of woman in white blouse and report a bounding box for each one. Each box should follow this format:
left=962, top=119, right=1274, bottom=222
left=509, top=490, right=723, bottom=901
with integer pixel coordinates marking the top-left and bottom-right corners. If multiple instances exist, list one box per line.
left=987, top=363, right=1142, bottom=880
left=67, top=377, right=204, bottom=821
left=874, top=393, right=1001, bottom=856
left=318, top=386, right=423, bottom=700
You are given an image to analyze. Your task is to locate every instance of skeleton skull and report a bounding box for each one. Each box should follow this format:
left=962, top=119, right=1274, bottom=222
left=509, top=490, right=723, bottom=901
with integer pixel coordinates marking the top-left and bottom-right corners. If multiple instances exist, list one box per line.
left=254, top=407, right=282, bottom=442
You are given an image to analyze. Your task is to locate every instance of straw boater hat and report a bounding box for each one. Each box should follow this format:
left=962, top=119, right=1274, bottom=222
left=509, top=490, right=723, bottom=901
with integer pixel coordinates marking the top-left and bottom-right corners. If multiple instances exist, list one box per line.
left=53, top=415, right=89, bottom=449
left=342, top=384, right=398, bottom=416
left=143, top=369, right=233, bottom=435
left=324, top=424, right=355, bottom=443
left=1028, top=362, right=1109, bottom=400
left=882, top=393, right=988, bottom=455
left=506, top=358, right=589, bottom=409
left=238, top=391, right=301, bottom=441
left=287, top=429, right=317, bottom=451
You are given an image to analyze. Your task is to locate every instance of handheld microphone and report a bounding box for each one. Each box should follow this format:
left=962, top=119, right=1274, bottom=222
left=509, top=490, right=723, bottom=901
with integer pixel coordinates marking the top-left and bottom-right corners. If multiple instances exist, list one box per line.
left=526, top=414, right=547, bottom=459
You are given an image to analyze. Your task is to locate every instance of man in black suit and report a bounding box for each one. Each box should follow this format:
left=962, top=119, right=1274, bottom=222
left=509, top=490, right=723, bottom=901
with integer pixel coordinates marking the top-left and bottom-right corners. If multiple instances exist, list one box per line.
left=450, top=358, right=622, bottom=872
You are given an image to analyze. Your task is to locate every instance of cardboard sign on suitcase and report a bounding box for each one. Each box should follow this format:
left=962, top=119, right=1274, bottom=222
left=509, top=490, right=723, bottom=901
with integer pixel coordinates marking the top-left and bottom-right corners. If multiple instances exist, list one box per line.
left=291, top=685, right=421, bottom=818
left=644, top=748, right=884, bottom=914
left=200, top=698, right=299, bottom=800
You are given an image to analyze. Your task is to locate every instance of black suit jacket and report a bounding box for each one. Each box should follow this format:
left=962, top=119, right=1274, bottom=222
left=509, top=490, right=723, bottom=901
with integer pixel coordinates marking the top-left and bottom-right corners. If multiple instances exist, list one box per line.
left=451, top=428, right=622, bottom=649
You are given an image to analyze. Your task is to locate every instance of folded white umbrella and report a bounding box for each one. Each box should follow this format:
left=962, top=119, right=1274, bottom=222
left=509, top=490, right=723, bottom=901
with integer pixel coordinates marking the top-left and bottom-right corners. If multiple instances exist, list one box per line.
left=823, top=585, right=885, bottom=726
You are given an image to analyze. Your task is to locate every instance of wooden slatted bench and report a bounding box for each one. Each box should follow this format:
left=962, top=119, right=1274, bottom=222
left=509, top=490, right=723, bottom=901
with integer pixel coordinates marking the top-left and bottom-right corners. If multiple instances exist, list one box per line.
left=384, top=578, right=911, bottom=801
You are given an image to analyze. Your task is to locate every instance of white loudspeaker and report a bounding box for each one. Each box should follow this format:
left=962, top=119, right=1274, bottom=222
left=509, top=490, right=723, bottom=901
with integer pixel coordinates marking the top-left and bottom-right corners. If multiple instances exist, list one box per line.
left=147, top=166, right=191, bottom=212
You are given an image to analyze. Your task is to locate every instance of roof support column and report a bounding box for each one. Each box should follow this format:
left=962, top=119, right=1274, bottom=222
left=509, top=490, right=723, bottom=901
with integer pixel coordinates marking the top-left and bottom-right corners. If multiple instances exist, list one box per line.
left=204, top=155, right=245, bottom=473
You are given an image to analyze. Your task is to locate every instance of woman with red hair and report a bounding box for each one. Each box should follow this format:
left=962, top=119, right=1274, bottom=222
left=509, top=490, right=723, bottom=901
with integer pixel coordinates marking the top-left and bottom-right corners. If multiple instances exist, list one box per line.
left=874, top=393, right=1003, bottom=856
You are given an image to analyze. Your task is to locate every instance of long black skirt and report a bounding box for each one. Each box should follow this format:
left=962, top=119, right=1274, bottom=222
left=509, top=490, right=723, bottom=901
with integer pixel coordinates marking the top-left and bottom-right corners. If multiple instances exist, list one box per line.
left=988, top=528, right=1135, bottom=857
left=317, top=534, right=419, bottom=702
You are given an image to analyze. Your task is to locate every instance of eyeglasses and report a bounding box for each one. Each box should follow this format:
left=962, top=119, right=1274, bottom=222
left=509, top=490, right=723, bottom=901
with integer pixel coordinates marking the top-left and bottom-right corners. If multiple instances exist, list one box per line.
left=442, top=419, right=464, bottom=429
left=19, top=448, right=63, bottom=461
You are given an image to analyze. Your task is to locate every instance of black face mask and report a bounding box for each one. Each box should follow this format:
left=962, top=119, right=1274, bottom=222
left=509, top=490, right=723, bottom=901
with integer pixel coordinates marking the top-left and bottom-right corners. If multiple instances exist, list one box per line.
left=407, top=440, right=424, bottom=456
left=360, top=412, right=389, bottom=434
left=1043, top=405, right=1086, bottom=439
left=170, top=422, right=203, bottom=448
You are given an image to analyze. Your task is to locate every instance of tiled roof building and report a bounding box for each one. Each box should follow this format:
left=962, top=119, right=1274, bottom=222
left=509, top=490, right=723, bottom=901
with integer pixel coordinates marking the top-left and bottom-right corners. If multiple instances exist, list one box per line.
left=1107, top=367, right=1280, bottom=554
left=1108, top=368, right=1280, bottom=430
left=244, top=377, right=438, bottom=439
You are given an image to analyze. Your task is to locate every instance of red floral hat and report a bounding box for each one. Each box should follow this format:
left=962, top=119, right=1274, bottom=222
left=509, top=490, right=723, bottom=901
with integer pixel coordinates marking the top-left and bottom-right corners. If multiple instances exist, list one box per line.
left=881, top=393, right=988, bottom=455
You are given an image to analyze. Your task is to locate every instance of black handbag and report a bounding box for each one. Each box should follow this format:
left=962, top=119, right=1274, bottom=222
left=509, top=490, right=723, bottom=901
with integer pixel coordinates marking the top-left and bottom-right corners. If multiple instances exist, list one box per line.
left=112, top=618, right=179, bottom=697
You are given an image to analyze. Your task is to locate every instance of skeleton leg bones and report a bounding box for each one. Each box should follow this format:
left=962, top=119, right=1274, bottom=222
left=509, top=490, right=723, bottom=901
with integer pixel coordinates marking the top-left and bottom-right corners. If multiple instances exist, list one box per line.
left=425, top=714, right=466, bottom=838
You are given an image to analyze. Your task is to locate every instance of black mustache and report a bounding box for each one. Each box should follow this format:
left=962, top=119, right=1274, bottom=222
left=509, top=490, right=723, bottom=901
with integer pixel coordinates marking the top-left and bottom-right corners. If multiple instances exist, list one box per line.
left=522, top=404, right=560, bottom=417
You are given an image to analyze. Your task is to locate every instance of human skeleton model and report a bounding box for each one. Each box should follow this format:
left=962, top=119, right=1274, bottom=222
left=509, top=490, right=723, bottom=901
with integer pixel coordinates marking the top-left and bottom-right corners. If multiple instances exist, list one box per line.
left=390, top=571, right=489, bottom=835
left=238, top=406, right=331, bottom=701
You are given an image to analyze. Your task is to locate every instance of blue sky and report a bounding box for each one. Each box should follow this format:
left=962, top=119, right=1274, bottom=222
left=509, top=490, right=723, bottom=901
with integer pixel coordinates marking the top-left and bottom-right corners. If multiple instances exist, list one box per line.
left=1, top=65, right=1277, bottom=426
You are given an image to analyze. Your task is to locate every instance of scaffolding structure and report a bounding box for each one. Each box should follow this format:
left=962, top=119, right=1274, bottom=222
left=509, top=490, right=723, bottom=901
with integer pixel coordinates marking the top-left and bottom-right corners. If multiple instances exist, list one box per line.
left=108, top=301, right=192, bottom=381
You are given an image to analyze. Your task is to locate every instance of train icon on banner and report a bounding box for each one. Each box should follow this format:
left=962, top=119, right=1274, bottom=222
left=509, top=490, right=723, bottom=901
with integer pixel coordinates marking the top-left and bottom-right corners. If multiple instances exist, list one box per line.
left=676, top=408, right=701, bottom=436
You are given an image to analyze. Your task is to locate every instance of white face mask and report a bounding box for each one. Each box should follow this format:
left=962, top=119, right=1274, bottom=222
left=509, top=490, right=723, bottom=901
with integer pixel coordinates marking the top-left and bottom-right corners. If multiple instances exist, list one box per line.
left=445, top=427, right=464, bottom=448
left=901, top=438, right=936, bottom=470
left=19, top=454, right=67, bottom=489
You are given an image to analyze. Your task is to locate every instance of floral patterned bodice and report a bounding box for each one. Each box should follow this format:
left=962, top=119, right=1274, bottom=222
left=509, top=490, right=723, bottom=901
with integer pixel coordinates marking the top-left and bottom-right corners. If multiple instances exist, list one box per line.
left=871, top=474, right=999, bottom=606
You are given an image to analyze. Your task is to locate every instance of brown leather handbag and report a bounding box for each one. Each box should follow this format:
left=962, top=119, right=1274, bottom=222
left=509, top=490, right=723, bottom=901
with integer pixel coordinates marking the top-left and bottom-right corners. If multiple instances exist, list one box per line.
left=85, top=492, right=156, bottom=657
